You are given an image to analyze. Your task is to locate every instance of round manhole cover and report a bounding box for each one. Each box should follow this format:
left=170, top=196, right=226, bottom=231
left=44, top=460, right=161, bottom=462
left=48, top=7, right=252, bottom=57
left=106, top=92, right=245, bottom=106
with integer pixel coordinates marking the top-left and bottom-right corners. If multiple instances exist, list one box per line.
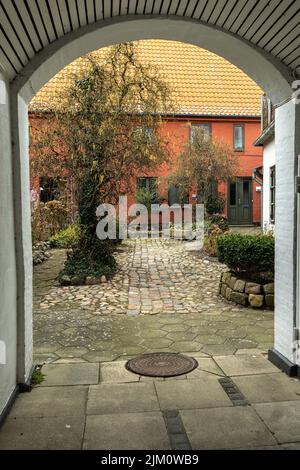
left=125, top=352, right=198, bottom=377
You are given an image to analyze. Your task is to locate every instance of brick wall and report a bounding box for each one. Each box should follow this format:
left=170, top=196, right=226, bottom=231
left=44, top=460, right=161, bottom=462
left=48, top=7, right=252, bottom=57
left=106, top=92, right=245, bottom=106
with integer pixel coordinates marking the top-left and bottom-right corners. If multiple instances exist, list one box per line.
left=29, top=114, right=263, bottom=223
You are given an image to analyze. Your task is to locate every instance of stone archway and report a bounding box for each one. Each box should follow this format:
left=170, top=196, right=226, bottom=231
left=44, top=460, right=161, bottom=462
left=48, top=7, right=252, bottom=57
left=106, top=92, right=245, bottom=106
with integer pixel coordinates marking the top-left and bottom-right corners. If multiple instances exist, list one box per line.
left=0, top=13, right=299, bottom=416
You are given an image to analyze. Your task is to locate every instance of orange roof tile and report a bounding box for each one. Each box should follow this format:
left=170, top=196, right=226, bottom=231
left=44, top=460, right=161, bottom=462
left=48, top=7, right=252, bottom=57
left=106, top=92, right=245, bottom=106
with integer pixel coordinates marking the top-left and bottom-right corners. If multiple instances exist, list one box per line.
left=30, top=40, right=262, bottom=117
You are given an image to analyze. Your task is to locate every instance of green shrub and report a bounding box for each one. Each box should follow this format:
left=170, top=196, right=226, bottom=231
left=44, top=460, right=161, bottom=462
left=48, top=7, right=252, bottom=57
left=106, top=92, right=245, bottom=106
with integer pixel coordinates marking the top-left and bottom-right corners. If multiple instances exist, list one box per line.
left=31, top=369, right=45, bottom=385
left=31, top=200, right=69, bottom=244
left=207, top=214, right=229, bottom=233
left=49, top=224, right=80, bottom=248
left=58, top=239, right=116, bottom=283
left=217, top=233, right=274, bottom=274
left=135, top=187, right=158, bottom=209
left=204, top=226, right=223, bottom=257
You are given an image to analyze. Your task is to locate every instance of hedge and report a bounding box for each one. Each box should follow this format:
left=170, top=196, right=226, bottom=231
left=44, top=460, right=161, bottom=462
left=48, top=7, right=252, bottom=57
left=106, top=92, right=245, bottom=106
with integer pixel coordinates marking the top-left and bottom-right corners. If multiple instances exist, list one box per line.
left=217, top=233, right=274, bottom=274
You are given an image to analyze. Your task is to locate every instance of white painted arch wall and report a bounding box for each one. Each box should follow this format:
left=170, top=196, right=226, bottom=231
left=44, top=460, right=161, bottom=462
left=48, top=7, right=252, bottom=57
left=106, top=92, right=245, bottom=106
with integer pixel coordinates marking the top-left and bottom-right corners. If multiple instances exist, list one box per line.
left=1, top=15, right=299, bottom=416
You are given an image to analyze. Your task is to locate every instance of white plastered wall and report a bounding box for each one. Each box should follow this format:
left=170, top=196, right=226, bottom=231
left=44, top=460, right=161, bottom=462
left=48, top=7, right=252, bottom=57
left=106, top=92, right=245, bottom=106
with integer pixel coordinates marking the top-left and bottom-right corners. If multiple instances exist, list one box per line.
left=0, top=72, right=17, bottom=414
left=274, top=101, right=300, bottom=362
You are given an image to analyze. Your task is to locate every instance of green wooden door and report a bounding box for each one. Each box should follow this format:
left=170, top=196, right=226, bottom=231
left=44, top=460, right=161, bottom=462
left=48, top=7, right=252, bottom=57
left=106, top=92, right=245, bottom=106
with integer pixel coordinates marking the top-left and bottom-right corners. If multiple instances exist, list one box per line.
left=228, top=179, right=252, bottom=225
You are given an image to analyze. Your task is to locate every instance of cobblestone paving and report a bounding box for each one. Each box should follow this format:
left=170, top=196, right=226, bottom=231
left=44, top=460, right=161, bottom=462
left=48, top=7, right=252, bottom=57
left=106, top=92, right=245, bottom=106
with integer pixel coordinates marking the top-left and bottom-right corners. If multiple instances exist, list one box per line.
left=33, top=239, right=274, bottom=364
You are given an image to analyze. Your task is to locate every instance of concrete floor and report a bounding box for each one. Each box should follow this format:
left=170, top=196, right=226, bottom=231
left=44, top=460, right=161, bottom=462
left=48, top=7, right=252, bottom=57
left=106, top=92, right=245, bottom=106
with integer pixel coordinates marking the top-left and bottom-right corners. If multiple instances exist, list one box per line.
left=229, top=226, right=263, bottom=235
left=0, top=353, right=300, bottom=450
left=1, top=237, right=291, bottom=450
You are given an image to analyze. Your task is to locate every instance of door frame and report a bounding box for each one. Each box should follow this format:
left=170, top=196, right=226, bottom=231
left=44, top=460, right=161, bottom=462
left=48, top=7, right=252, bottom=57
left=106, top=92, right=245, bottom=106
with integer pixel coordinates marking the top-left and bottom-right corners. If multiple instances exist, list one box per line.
left=227, top=178, right=253, bottom=226
left=296, top=156, right=300, bottom=365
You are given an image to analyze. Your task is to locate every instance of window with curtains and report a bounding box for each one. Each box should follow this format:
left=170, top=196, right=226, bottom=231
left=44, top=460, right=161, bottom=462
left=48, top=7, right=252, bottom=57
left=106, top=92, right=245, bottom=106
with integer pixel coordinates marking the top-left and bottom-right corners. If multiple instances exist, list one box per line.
left=270, top=166, right=276, bottom=224
left=233, top=124, right=244, bottom=151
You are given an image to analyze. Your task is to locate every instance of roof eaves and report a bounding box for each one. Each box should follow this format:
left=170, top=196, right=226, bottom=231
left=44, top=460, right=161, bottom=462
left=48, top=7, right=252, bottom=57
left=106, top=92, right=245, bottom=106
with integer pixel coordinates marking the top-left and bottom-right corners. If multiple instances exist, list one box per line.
left=29, top=108, right=261, bottom=119
left=253, top=121, right=275, bottom=146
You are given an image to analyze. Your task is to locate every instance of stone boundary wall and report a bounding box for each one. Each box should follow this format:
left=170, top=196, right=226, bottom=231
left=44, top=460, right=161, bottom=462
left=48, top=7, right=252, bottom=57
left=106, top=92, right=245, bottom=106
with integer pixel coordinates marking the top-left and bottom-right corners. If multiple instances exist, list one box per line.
left=219, top=272, right=274, bottom=309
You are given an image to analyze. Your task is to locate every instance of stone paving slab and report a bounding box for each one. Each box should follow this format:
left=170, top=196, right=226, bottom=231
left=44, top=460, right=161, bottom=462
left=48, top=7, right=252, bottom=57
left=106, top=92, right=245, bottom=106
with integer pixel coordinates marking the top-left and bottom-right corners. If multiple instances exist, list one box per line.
left=201, top=343, right=238, bottom=355
left=0, top=416, right=84, bottom=450
left=155, top=378, right=232, bottom=410
left=190, top=357, right=225, bottom=377
left=38, top=363, right=99, bottom=386
left=180, top=407, right=276, bottom=449
left=83, top=412, right=171, bottom=450
left=8, top=386, right=88, bottom=418
left=1, top=357, right=300, bottom=450
left=235, top=348, right=268, bottom=355
left=214, top=354, right=279, bottom=376
left=233, top=373, right=300, bottom=403
left=253, top=401, right=300, bottom=444
left=53, top=357, right=87, bottom=364
left=33, top=353, right=60, bottom=364
left=100, top=361, right=140, bottom=383
left=87, top=382, right=160, bottom=414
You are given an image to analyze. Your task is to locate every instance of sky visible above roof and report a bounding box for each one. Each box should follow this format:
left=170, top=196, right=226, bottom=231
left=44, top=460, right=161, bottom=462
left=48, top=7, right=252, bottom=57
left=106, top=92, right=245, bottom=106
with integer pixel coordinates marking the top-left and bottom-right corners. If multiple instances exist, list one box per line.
left=30, top=40, right=262, bottom=117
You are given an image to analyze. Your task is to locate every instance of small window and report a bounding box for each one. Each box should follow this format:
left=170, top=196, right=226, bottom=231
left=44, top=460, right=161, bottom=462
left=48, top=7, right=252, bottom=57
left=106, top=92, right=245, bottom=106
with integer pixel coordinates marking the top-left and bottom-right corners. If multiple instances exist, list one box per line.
left=190, top=124, right=211, bottom=143
left=145, top=127, right=154, bottom=137
left=135, top=126, right=154, bottom=141
left=137, top=177, right=157, bottom=191
left=39, top=177, right=59, bottom=203
left=270, top=166, right=276, bottom=223
left=233, top=124, right=244, bottom=151
left=137, top=177, right=158, bottom=202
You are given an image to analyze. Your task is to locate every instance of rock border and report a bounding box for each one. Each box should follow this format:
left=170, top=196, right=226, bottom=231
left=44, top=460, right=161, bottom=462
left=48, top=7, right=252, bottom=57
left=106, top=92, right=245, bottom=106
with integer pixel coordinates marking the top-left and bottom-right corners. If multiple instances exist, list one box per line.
left=219, top=272, right=274, bottom=309
left=59, top=274, right=107, bottom=286
left=33, top=241, right=51, bottom=266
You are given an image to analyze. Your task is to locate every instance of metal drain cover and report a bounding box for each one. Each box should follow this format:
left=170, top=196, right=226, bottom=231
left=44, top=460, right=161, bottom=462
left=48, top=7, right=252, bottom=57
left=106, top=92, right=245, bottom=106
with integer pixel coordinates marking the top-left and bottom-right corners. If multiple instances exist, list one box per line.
left=125, top=352, right=198, bottom=377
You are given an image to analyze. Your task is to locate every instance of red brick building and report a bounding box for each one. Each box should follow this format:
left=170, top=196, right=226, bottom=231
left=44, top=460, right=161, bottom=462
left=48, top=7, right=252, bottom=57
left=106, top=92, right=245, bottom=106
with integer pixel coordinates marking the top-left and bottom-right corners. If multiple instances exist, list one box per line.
left=29, top=40, right=263, bottom=225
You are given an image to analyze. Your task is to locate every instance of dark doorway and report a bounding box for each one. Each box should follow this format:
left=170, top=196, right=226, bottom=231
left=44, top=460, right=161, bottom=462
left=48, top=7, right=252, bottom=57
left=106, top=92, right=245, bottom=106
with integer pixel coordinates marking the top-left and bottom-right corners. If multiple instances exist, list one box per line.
left=228, top=179, right=252, bottom=225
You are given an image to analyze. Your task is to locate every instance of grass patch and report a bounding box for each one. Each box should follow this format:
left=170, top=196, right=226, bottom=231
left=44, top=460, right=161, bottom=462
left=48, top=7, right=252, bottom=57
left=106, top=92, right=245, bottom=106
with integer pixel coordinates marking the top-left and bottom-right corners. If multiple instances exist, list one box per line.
left=31, top=368, right=45, bottom=385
